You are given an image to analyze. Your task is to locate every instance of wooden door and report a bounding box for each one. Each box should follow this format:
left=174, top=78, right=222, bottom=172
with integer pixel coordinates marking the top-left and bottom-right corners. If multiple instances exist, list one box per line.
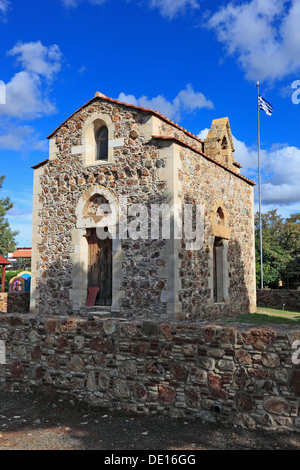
left=87, top=228, right=112, bottom=306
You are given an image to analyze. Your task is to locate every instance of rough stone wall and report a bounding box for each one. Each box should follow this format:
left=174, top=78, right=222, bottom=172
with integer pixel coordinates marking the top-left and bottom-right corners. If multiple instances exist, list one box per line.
left=0, top=314, right=300, bottom=431
left=203, top=117, right=237, bottom=171
left=177, top=147, right=256, bottom=321
left=257, top=289, right=300, bottom=312
left=155, top=120, right=204, bottom=154
left=0, top=294, right=7, bottom=312
left=31, top=97, right=255, bottom=320
left=33, top=100, right=169, bottom=317
left=0, top=293, right=29, bottom=313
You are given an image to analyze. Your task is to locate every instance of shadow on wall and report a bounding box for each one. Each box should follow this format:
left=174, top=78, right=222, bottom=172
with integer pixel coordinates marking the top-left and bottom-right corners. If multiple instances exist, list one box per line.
left=179, top=238, right=251, bottom=321
left=32, top=258, right=74, bottom=315
left=7, top=293, right=30, bottom=313
left=31, top=239, right=253, bottom=320
left=31, top=252, right=166, bottom=317
left=227, top=239, right=251, bottom=315
left=0, top=293, right=30, bottom=314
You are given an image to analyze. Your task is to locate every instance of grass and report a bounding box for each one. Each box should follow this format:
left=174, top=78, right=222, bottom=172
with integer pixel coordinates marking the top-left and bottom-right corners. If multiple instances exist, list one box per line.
left=229, top=307, right=300, bottom=326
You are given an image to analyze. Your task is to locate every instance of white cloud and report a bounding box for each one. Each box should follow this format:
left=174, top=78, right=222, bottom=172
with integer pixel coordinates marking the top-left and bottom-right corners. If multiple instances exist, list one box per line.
left=60, top=0, right=80, bottom=5
left=206, top=0, right=300, bottom=81
left=0, top=41, right=63, bottom=150
left=199, top=127, right=300, bottom=208
left=60, top=0, right=199, bottom=18
left=8, top=41, right=63, bottom=81
left=0, top=0, right=9, bottom=15
left=1, top=41, right=63, bottom=120
left=149, top=0, right=200, bottom=19
left=2, top=187, right=33, bottom=245
left=0, top=123, right=47, bottom=151
left=7, top=207, right=32, bottom=221
left=197, top=128, right=209, bottom=140
left=259, top=145, right=300, bottom=204
left=6, top=216, right=33, bottom=246
left=60, top=0, right=106, bottom=7
left=118, top=84, right=213, bottom=120
left=0, top=71, right=57, bottom=120
left=231, top=135, right=300, bottom=206
left=78, top=64, right=87, bottom=74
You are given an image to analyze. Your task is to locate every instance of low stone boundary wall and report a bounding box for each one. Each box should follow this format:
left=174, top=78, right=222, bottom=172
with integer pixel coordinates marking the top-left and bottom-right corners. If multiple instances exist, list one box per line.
left=0, top=293, right=30, bottom=313
left=257, top=289, right=300, bottom=312
left=0, top=294, right=7, bottom=312
left=0, top=314, right=300, bottom=431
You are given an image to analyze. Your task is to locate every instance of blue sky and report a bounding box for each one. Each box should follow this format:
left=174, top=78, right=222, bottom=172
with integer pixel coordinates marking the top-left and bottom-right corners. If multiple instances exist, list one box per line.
left=0, top=0, right=299, bottom=246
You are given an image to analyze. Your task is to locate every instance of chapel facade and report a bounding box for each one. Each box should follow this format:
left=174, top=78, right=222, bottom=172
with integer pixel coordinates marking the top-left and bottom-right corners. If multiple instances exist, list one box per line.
left=30, top=92, right=256, bottom=321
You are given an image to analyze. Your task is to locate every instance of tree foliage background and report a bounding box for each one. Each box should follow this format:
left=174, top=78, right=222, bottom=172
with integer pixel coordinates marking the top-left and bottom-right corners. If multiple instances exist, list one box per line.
left=0, top=175, right=18, bottom=256
left=255, top=209, right=300, bottom=288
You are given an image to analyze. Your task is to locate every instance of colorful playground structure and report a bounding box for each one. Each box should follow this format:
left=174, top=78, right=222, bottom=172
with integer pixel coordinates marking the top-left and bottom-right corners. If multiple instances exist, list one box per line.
left=9, top=271, right=31, bottom=293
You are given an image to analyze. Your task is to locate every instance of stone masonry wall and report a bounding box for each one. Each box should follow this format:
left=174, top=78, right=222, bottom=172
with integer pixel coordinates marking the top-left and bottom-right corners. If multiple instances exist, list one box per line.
left=0, top=313, right=300, bottom=431
left=0, top=294, right=7, bottom=313
left=257, top=289, right=300, bottom=312
left=32, top=96, right=255, bottom=320
left=0, top=293, right=29, bottom=313
left=177, top=146, right=256, bottom=321
left=34, top=100, right=169, bottom=317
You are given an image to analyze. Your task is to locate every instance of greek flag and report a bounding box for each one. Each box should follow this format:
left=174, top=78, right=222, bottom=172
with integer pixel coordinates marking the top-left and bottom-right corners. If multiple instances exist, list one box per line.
left=259, top=95, right=273, bottom=116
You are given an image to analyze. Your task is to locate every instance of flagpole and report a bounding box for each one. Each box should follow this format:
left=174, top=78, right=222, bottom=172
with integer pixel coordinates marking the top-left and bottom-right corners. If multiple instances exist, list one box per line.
left=257, top=81, right=264, bottom=289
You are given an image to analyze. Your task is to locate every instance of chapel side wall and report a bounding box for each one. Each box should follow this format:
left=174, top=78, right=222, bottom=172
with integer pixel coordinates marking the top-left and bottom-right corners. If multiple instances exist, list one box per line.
left=178, top=147, right=256, bottom=321
left=30, top=165, right=44, bottom=313
left=33, top=100, right=175, bottom=317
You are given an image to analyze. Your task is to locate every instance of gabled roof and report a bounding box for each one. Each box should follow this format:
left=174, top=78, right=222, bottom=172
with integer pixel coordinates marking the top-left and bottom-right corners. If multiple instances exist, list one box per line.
left=31, top=159, right=49, bottom=170
left=31, top=93, right=254, bottom=186
left=152, top=135, right=254, bottom=186
left=12, top=249, right=32, bottom=258
left=0, top=255, right=10, bottom=265
left=47, top=93, right=205, bottom=148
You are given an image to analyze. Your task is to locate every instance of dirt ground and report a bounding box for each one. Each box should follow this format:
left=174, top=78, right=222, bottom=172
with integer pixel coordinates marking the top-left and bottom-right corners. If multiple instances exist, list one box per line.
left=0, top=392, right=299, bottom=451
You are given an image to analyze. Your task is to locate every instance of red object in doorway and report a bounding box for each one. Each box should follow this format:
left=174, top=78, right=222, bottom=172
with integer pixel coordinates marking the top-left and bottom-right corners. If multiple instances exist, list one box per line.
left=86, top=287, right=100, bottom=306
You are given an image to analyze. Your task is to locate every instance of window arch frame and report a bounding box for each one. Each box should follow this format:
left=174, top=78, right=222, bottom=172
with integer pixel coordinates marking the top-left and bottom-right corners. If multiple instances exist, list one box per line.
left=208, top=200, right=231, bottom=306
left=81, top=112, right=114, bottom=166
left=95, top=125, right=109, bottom=161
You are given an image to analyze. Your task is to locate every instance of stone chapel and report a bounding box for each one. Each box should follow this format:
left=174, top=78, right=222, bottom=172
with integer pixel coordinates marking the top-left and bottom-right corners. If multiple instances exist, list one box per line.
left=30, top=92, right=256, bottom=321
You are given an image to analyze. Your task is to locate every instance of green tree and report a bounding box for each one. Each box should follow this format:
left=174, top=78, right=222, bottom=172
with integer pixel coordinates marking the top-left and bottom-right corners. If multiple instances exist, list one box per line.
left=0, top=175, right=18, bottom=256
left=279, top=213, right=300, bottom=286
left=255, top=209, right=300, bottom=288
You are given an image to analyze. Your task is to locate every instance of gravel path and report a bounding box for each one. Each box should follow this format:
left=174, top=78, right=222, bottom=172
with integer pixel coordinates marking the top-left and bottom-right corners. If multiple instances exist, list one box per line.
left=0, top=391, right=299, bottom=450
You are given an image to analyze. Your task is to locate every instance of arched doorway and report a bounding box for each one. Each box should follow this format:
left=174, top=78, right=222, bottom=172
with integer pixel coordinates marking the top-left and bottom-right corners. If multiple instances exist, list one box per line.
left=87, top=227, right=112, bottom=306
left=73, top=185, right=122, bottom=312
left=208, top=200, right=231, bottom=306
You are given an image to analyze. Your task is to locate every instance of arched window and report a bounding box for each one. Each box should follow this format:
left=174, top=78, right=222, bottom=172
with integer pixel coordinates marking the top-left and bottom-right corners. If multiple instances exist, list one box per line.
left=213, top=237, right=224, bottom=302
left=221, top=136, right=227, bottom=149
left=96, top=126, right=108, bottom=161
left=215, top=207, right=225, bottom=226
